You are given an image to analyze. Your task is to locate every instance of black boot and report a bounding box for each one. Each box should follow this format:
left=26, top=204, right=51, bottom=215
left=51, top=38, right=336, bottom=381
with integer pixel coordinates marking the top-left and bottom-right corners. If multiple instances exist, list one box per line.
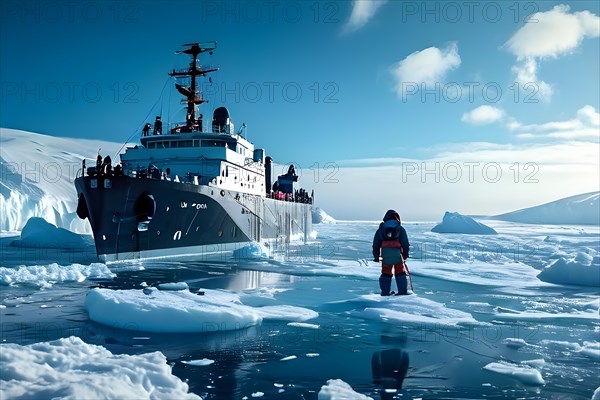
left=395, top=273, right=408, bottom=295
left=379, top=274, right=393, bottom=296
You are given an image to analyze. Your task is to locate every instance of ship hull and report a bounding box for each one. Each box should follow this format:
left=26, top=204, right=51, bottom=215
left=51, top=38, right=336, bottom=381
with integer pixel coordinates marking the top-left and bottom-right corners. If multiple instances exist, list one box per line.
left=75, top=175, right=312, bottom=262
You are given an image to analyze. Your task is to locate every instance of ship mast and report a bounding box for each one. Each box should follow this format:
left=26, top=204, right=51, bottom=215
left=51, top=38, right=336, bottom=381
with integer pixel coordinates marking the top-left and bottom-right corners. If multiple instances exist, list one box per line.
left=169, top=42, right=218, bottom=133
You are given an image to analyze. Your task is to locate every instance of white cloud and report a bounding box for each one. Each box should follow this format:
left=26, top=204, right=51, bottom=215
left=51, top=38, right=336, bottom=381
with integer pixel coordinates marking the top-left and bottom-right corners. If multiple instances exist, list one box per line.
left=506, top=5, right=600, bottom=59
left=343, top=0, right=388, bottom=33
left=461, top=106, right=505, bottom=125
left=390, top=43, right=461, bottom=97
left=511, top=58, right=553, bottom=102
left=508, top=105, right=600, bottom=140
left=505, top=5, right=600, bottom=102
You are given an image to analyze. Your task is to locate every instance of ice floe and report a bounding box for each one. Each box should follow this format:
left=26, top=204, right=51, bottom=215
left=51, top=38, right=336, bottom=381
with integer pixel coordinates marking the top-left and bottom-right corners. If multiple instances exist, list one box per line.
left=483, top=361, right=545, bottom=386
left=0, top=336, right=200, bottom=399
left=181, top=358, right=215, bottom=366
left=0, top=262, right=114, bottom=288
left=318, top=379, right=372, bottom=400
left=356, top=293, right=479, bottom=327
left=85, top=287, right=318, bottom=333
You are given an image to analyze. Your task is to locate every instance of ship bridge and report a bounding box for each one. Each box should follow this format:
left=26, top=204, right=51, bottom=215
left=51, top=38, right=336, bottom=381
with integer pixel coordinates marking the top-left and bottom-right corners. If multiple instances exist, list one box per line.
left=120, top=107, right=266, bottom=197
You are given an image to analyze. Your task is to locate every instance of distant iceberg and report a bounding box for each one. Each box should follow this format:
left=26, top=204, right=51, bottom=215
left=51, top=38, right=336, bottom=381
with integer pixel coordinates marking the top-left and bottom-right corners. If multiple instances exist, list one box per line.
left=11, top=217, right=87, bottom=249
left=493, top=191, right=600, bottom=225
left=537, top=254, right=600, bottom=287
left=312, top=207, right=336, bottom=224
left=431, top=212, right=497, bottom=235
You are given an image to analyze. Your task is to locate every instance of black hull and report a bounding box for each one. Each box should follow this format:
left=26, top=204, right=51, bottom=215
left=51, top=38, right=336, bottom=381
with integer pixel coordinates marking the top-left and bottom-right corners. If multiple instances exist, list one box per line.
left=75, top=175, right=312, bottom=261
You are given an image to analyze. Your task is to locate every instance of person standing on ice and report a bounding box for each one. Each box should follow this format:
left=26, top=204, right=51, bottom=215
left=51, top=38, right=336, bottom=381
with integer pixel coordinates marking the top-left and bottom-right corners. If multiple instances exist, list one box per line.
left=372, top=210, right=410, bottom=296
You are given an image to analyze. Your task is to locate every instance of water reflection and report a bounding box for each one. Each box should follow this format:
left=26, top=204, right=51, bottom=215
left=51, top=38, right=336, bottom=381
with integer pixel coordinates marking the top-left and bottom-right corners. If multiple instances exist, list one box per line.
left=371, top=348, right=409, bottom=399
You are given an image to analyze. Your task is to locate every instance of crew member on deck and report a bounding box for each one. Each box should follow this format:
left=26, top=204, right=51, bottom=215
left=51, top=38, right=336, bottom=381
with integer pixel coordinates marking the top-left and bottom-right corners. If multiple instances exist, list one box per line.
left=96, top=155, right=102, bottom=175
left=143, top=123, right=151, bottom=136
left=154, top=116, right=162, bottom=135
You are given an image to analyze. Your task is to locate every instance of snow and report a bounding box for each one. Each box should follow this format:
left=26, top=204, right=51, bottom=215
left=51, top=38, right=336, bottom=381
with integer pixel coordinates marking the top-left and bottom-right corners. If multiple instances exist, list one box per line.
left=312, top=206, right=336, bottom=224
left=483, top=361, right=545, bottom=386
left=537, top=256, right=600, bottom=287
left=0, top=128, right=124, bottom=233
left=85, top=287, right=318, bottom=333
left=0, top=336, right=200, bottom=399
left=11, top=217, right=86, bottom=249
left=318, top=379, right=373, bottom=400
left=493, top=191, right=600, bottom=225
left=0, top=262, right=114, bottom=288
left=431, top=211, right=497, bottom=234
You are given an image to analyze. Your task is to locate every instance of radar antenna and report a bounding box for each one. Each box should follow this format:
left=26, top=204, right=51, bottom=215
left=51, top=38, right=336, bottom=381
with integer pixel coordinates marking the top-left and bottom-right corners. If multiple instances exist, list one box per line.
left=169, top=42, right=218, bottom=133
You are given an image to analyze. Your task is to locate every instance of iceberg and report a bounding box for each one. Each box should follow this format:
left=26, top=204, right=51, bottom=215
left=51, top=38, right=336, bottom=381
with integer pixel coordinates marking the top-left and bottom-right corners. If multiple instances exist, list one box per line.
left=312, top=206, right=336, bottom=224
left=0, top=128, right=123, bottom=233
left=431, top=212, right=497, bottom=234
left=11, top=217, right=86, bottom=249
left=537, top=256, right=600, bottom=287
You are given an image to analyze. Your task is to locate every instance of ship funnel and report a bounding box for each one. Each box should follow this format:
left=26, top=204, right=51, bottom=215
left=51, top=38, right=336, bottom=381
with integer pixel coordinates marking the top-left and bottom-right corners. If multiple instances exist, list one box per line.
left=265, top=156, right=272, bottom=194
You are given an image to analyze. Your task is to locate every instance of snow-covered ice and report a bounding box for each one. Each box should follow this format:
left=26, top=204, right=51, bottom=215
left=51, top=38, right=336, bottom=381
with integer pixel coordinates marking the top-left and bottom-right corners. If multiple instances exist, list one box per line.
left=357, top=293, right=479, bottom=327
left=483, top=361, right=545, bottom=386
left=0, top=262, right=114, bottom=288
left=85, top=287, right=318, bottom=332
left=0, top=336, right=200, bottom=399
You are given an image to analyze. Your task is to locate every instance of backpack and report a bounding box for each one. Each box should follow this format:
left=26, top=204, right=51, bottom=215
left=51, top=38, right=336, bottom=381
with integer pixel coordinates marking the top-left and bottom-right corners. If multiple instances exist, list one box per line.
left=382, top=219, right=400, bottom=241
left=380, top=220, right=403, bottom=265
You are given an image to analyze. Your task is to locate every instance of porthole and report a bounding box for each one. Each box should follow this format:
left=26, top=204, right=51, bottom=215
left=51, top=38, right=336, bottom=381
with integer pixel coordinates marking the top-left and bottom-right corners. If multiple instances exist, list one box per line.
left=157, top=230, right=161, bottom=235
left=220, top=190, right=225, bottom=197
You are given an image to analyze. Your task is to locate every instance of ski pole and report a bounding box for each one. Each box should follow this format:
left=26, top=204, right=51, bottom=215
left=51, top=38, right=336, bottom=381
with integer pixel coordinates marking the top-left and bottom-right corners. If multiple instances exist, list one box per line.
left=404, top=261, right=414, bottom=292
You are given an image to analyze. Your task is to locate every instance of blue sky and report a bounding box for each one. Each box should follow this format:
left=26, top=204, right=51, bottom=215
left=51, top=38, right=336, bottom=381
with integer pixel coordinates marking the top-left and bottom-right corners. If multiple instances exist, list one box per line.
left=1, top=1, right=599, bottom=219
